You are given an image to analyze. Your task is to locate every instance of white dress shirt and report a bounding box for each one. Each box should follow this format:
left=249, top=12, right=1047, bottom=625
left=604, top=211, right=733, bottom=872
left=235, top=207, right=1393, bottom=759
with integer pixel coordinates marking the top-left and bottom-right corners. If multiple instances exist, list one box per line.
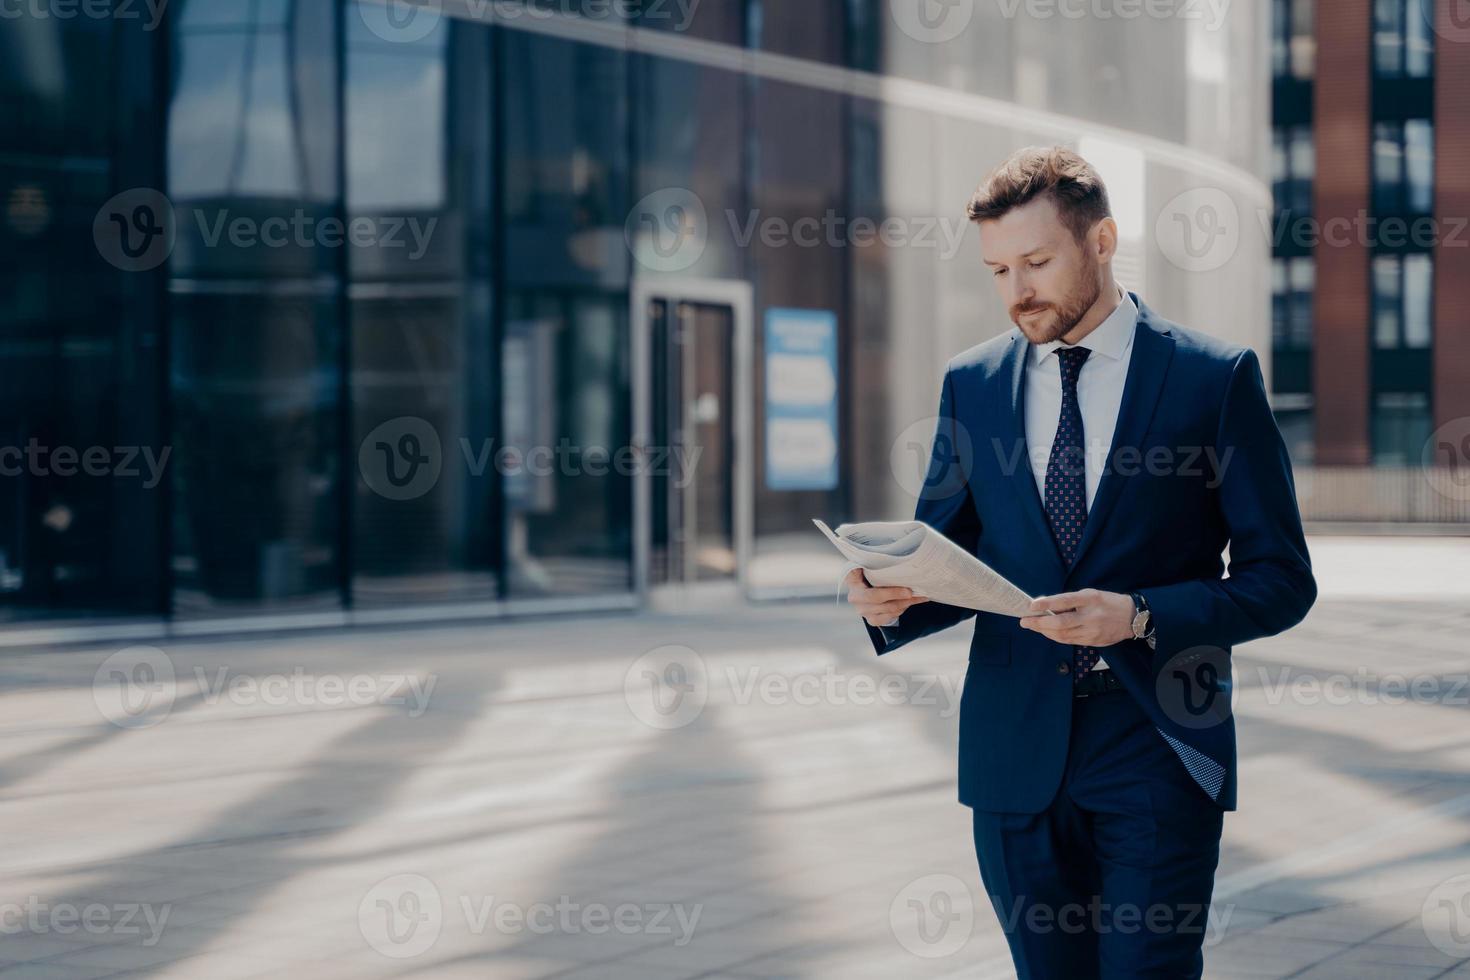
left=1024, top=285, right=1137, bottom=510
left=881, top=286, right=1139, bottom=669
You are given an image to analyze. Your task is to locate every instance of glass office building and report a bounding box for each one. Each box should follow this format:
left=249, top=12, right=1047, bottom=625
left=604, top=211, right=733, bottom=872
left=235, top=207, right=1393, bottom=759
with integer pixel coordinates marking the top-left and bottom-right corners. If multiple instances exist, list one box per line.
left=0, top=0, right=1271, bottom=637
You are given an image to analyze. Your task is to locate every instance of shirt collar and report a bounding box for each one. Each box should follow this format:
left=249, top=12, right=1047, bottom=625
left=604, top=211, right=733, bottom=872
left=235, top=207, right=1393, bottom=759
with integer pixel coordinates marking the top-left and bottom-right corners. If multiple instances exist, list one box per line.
left=1030, top=285, right=1137, bottom=365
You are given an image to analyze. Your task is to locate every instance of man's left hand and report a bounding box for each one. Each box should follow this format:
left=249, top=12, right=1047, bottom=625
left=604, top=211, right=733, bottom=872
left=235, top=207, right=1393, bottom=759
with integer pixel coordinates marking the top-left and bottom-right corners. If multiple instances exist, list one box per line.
left=1019, top=589, right=1135, bottom=647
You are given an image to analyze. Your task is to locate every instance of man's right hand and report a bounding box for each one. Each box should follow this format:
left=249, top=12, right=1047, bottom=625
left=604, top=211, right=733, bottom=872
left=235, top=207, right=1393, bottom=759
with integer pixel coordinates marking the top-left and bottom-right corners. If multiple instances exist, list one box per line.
left=844, top=567, right=929, bottom=628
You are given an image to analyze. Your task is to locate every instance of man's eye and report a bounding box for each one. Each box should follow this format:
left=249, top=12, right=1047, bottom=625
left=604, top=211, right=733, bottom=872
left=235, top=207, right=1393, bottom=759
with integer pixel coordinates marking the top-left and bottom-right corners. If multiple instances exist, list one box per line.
left=993, top=268, right=1007, bottom=277
left=1028, top=260, right=1049, bottom=269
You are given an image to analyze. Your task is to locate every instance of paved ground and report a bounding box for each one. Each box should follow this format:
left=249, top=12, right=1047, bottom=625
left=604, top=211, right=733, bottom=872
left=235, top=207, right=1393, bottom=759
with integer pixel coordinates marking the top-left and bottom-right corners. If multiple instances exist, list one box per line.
left=0, top=535, right=1466, bottom=979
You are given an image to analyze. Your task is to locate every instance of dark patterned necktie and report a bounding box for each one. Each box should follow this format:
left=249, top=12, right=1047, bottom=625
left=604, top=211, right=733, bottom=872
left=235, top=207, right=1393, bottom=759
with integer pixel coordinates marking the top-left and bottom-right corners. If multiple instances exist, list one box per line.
left=1043, top=346, right=1099, bottom=681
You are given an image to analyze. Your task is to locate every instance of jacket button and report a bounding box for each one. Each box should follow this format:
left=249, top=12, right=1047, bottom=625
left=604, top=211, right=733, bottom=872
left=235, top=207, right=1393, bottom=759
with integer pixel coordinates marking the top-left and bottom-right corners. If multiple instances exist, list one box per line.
left=1056, top=662, right=1070, bottom=675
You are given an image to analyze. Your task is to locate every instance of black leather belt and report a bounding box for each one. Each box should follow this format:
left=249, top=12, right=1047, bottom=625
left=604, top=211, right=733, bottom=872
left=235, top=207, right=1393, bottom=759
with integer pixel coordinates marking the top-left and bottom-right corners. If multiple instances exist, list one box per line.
left=1073, top=668, right=1125, bottom=698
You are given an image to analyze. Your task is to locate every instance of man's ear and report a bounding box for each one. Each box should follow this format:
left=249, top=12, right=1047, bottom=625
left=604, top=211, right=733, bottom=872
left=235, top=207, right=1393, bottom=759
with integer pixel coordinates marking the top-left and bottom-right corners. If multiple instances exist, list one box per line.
left=1091, top=216, right=1119, bottom=264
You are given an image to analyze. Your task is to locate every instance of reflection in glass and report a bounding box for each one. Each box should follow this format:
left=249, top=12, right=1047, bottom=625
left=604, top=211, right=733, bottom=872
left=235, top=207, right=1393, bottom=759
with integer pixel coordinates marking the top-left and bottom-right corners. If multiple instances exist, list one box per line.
left=168, top=1, right=343, bottom=614
left=170, top=290, right=342, bottom=609
left=1372, top=392, right=1431, bottom=466
left=346, top=8, right=498, bottom=605
left=1374, top=0, right=1433, bottom=78
left=1373, top=255, right=1402, bottom=349
left=1404, top=120, right=1433, bottom=214
left=501, top=294, right=630, bottom=597
left=1373, top=122, right=1404, bottom=215
left=1402, top=253, right=1432, bottom=349
left=0, top=10, right=164, bottom=619
left=1288, top=257, right=1314, bottom=349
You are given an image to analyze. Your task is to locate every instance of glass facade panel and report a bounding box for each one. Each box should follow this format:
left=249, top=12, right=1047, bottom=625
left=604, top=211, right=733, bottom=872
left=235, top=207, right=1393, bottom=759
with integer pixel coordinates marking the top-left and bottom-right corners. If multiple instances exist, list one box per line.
left=1402, top=253, right=1432, bottom=349
left=1373, top=255, right=1402, bottom=349
left=167, top=1, right=343, bottom=615
left=169, top=289, right=342, bottom=611
left=346, top=12, right=500, bottom=605
left=1374, top=0, right=1405, bottom=75
left=1404, top=119, right=1434, bottom=214
left=1372, top=392, right=1432, bottom=466
left=3, top=0, right=1280, bottom=625
left=500, top=28, right=632, bottom=598
left=1373, top=122, right=1404, bottom=215
left=501, top=292, right=630, bottom=597
left=0, top=5, right=166, bottom=620
left=1375, top=0, right=1434, bottom=77
left=1287, top=257, right=1314, bottom=348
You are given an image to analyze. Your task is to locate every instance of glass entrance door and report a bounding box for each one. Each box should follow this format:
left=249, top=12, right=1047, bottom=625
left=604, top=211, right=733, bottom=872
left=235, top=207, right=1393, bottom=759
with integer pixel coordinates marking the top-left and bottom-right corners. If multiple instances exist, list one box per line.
left=647, top=299, right=736, bottom=585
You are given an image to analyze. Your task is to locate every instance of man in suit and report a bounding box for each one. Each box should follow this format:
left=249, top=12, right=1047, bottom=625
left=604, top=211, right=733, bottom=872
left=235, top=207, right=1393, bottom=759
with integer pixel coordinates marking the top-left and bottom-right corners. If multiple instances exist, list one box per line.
left=845, top=146, right=1316, bottom=978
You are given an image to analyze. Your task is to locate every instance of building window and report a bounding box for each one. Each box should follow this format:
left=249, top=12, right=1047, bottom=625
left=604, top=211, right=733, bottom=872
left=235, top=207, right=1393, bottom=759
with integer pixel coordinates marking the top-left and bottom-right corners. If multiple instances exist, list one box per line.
left=1272, top=125, right=1314, bottom=216
left=1374, top=0, right=1434, bottom=78
left=1402, top=252, right=1432, bottom=348
left=1372, top=392, right=1432, bottom=466
left=1372, top=253, right=1433, bottom=349
left=1289, top=258, right=1314, bottom=347
left=1372, top=255, right=1402, bottom=348
left=1373, top=120, right=1434, bottom=215
left=1404, top=119, right=1434, bottom=213
left=1271, top=259, right=1289, bottom=348
left=1273, top=0, right=1315, bottom=79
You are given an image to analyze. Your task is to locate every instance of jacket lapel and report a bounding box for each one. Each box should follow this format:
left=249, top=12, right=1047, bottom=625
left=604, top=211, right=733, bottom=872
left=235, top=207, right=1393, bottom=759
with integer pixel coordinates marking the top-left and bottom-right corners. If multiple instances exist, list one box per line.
left=1066, top=295, right=1175, bottom=575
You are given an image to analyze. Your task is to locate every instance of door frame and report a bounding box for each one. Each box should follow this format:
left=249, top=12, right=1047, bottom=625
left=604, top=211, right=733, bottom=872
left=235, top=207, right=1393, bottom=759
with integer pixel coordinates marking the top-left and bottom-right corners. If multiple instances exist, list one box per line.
left=630, top=277, right=754, bottom=603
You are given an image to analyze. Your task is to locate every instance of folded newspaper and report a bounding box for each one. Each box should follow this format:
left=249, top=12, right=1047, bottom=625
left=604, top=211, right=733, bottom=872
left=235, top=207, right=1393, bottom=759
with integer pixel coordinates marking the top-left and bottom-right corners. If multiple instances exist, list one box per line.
left=814, top=519, right=1034, bottom=618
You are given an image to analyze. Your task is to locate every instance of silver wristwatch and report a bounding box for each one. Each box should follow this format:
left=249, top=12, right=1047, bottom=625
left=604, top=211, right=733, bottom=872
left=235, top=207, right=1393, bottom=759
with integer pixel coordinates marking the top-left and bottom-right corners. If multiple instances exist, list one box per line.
left=1129, top=592, right=1156, bottom=650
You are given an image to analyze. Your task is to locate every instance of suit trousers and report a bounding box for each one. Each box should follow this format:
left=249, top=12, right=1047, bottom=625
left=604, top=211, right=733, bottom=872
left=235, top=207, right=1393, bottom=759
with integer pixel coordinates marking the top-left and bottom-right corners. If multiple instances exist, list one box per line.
left=971, top=684, right=1225, bottom=979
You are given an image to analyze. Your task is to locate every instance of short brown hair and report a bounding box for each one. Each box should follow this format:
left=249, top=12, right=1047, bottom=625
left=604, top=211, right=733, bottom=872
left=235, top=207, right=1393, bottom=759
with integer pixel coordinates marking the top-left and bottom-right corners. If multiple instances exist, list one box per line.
left=965, top=146, right=1111, bottom=243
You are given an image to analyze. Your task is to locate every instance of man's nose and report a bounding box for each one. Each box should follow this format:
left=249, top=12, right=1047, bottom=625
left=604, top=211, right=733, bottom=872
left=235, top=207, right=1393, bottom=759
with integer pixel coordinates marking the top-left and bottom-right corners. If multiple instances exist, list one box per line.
left=1010, top=276, right=1034, bottom=307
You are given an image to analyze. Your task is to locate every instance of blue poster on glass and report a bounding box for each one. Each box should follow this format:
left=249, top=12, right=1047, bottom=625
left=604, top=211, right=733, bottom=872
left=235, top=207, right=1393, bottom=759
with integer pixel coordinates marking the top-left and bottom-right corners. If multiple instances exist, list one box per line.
left=764, top=308, right=839, bottom=491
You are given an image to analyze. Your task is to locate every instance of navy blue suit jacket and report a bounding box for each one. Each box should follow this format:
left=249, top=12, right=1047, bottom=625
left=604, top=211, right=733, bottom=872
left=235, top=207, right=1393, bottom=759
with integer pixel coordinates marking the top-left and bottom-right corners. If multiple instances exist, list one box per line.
left=864, top=294, right=1316, bottom=813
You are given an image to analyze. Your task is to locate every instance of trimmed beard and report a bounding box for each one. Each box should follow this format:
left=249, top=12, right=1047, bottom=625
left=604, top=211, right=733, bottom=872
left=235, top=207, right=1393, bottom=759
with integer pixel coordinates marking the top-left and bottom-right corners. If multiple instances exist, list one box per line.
left=1012, top=266, right=1104, bottom=344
